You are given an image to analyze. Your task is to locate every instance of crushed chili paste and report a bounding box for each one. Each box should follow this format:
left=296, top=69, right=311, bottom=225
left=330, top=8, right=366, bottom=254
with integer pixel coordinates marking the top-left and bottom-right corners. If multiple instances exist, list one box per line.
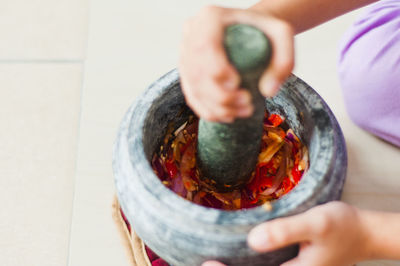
left=151, top=112, right=308, bottom=210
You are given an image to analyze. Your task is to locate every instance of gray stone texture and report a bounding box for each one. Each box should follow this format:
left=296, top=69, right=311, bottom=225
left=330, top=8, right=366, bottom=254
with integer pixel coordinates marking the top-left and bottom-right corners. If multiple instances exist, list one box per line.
left=113, top=69, right=347, bottom=266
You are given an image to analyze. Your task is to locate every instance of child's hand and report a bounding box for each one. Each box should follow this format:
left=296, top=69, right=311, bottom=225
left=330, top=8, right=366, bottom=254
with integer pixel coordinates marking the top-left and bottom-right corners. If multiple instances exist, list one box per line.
left=179, top=6, right=294, bottom=122
left=203, top=202, right=368, bottom=266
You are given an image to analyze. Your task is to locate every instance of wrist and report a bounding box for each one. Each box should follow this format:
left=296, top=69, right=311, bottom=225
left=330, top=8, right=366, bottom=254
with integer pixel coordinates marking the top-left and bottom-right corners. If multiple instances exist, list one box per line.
left=355, top=208, right=376, bottom=261
left=357, top=209, right=400, bottom=261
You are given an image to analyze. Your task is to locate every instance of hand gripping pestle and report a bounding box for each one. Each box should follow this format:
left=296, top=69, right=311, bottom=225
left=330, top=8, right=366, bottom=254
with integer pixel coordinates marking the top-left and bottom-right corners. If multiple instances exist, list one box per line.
left=197, top=24, right=272, bottom=192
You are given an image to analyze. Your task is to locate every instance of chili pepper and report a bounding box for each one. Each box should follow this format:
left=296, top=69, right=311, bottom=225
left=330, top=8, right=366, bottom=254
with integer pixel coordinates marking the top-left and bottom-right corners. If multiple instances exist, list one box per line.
left=202, top=193, right=223, bottom=209
left=184, top=181, right=194, bottom=191
left=153, top=112, right=308, bottom=210
left=240, top=189, right=255, bottom=209
left=247, top=162, right=275, bottom=193
left=165, top=159, right=178, bottom=178
left=268, top=114, right=283, bottom=127
left=292, top=164, right=303, bottom=183
left=282, top=177, right=294, bottom=194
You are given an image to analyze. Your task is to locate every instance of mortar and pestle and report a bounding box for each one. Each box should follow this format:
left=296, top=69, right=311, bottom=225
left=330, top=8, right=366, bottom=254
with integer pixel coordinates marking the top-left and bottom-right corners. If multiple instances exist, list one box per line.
left=113, top=24, right=347, bottom=265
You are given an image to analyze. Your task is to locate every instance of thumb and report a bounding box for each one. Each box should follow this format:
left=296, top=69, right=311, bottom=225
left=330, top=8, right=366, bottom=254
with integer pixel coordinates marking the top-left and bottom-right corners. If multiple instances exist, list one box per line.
left=257, top=20, right=294, bottom=97
left=247, top=213, right=312, bottom=252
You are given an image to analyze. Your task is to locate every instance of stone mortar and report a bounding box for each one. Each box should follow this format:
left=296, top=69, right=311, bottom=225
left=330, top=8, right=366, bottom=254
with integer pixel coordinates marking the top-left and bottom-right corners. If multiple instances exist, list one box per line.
left=113, top=69, right=347, bottom=266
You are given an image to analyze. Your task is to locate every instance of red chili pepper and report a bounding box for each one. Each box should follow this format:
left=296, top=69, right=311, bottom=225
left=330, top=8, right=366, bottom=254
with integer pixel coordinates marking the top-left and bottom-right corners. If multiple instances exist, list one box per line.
left=189, top=168, right=198, bottom=183
left=247, top=161, right=276, bottom=193
left=282, top=177, right=294, bottom=194
left=202, top=193, right=223, bottom=209
left=241, top=189, right=257, bottom=209
left=291, top=165, right=303, bottom=183
left=292, top=141, right=299, bottom=156
left=165, top=160, right=178, bottom=178
left=152, top=112, right=308, bottom=210
left=268, top=114, right=283, bottom=127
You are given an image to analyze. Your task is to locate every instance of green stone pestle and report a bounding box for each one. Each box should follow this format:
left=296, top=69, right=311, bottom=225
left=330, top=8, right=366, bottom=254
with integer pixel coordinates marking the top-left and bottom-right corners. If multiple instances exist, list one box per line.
left=197, top=24, right=272, bottom=191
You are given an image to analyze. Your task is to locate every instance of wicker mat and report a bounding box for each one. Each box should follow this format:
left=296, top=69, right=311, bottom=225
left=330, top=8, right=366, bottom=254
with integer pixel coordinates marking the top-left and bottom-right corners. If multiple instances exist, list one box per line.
left=112, top=196, right=170, bottom=266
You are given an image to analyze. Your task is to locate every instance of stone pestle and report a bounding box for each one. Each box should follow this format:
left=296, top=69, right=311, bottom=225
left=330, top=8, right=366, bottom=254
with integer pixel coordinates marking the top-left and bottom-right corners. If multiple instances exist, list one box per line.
left=197, top=24, right=272, bottom=191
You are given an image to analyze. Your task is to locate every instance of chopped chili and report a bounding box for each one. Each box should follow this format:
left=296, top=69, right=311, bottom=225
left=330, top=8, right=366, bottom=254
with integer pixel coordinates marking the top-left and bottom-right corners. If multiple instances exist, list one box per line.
left=152, top=112, right=308, bottom=210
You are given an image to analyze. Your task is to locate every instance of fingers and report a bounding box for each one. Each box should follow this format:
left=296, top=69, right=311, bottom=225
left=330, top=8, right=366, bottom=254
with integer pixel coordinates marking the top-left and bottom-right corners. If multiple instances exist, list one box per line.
left=202, top=261, right=226, bottom=266
left=180, top=6, right=248, bottom=122
left=247, top=212, right=312, bottom=253
left=179, top=6, right=294, bottom=122
left=225, top=9, right=295, bottom=97
left=257, top=20, right=294, bottom=97
left=182, top=75, right=253, bottom=122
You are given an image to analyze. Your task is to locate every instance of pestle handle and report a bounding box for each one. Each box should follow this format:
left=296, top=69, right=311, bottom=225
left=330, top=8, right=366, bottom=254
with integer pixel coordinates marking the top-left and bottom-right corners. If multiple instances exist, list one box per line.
left=224, top=24, right=272, bottom=80
left=197, top=24, right=272, bottom=191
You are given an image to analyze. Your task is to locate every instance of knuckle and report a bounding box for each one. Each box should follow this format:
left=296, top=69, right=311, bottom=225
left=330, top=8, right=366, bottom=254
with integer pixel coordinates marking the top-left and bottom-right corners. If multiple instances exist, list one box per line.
left=210, top=65, right=231, bottom=80
left=219, top=96, right=231, bottom=106
left=214, top=90, right=231, bottom=105
left=217, top=107, right=231, bottom=118
left=314, top=213, right=333, bottom=236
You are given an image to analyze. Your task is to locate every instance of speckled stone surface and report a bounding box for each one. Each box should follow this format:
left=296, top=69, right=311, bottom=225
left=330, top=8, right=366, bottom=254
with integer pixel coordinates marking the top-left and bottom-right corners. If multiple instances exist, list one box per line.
left=113, top=69, right=347, bottom=266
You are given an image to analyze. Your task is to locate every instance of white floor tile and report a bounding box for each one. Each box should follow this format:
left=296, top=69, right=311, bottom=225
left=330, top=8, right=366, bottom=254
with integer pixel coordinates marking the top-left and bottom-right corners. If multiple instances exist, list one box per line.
left=0, top=0, right=89, bottom=60
left=0, top=63, right=82, bottom=266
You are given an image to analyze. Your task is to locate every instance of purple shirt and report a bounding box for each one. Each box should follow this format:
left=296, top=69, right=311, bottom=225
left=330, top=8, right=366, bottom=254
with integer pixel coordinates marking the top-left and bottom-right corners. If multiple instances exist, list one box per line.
left=338, top=0, right=400, bottom=147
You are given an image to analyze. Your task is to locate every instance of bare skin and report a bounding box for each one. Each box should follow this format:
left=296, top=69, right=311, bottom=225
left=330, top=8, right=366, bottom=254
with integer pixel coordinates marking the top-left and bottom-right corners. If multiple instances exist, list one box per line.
left=179, top=0, right=400, bottom=265
left=203, top=202, right=400, bottom=265
left=179, top=0, right=375, bottom=122
left=179, top=6, right=294, bottom=122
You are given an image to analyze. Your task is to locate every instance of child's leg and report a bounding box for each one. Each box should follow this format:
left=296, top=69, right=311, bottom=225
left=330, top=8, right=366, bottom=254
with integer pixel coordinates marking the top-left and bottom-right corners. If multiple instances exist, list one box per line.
left=338, top=0, right=400, bottom=147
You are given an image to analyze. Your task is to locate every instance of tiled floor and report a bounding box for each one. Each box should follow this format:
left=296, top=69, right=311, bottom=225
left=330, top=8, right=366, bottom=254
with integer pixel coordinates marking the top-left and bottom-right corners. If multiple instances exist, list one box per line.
left=0, top=63, right=83, bottom=266
left=1, top=0, right=399, bottom=266
left=0, top=1, right=87, bottom=265
left=0, top=0, right=89, bottom=60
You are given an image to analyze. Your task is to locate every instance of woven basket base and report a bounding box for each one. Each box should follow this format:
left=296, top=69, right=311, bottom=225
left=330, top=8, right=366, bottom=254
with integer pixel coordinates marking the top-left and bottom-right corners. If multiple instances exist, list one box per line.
left=112, top=196, right=152, bottom=266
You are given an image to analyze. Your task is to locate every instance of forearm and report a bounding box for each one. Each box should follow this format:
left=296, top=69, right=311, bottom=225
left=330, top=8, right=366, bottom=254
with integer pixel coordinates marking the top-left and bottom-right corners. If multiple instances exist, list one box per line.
left=359, top=209, right=400, bottom=260
left=249, top=0, right=377, bottom=33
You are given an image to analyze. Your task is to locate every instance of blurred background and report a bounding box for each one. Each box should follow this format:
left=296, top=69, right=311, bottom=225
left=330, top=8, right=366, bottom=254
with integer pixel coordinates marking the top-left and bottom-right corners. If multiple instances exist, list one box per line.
left=0, top=0, right=399, bottom=265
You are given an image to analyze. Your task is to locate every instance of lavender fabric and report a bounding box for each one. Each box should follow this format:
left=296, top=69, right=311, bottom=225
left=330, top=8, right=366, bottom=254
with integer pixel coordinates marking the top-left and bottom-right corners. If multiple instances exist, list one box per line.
left=338, top=0, right=400, bottom=147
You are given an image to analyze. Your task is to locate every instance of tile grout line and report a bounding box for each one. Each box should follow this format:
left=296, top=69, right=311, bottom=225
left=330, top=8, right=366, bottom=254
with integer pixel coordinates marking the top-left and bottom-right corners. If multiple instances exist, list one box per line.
left=65, top=58, right=86, bottom=266
left=66, top=1, right=92, bottom=265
